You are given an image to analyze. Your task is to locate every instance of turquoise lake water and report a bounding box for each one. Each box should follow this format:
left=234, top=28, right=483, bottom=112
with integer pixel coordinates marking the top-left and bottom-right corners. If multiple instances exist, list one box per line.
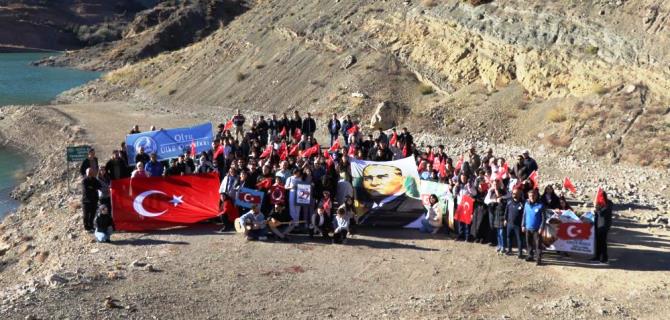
left=0, top=149, right=28, bottom=220
left=0, top=52, right=100, bottom=106
left=0, top=52, right=100, bottom=219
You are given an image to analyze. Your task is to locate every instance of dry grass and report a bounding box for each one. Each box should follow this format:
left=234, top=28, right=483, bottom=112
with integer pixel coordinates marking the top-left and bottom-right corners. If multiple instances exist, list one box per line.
left=103, top=65, right=135, bottom=84
left=592, top=84, right=608, bottom=95
left=546, top=133, right=572, bottom=148
left=592, top=143, right=610, bottom=157
left=419, top=83, right=435, bottom=95
left=547, top=107, right=567, bottom=123
left=422, top=0, right=438, bottom=7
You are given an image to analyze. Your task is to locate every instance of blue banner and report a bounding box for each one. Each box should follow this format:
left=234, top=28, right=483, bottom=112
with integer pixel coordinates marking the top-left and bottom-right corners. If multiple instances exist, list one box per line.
left=126, top=123, right=213, bottom=165
left=235, top=187, right=265, bottom=209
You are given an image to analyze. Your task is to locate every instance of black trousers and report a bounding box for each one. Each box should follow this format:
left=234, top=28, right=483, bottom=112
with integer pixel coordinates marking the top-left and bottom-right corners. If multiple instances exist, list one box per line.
left=82, top=201, right=97, bottom=230
left=333, top=230, right=348, bottom=243
left=595, top=226, right=609, bottom=262
left=525, top=230, right=542, bottom=261
left=506, top=225, right=522, bottom=255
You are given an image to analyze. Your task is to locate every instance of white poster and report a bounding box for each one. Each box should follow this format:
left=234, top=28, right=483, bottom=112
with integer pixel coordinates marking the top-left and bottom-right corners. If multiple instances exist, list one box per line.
left=296, top=183, right=312, bottom=206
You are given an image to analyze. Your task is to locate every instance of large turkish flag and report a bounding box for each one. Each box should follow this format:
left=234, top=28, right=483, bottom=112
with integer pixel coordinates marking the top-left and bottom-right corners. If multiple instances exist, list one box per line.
left=111, top=173, right=221, bottom=231
left=454, top=195, right=474, bottom=225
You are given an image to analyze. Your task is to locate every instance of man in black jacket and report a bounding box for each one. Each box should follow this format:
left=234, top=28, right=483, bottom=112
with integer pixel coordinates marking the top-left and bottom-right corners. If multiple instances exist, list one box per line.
left=301, top=112, right=317, bottom=137
left=105, top=150, right=125, bottom=180
left=327, top=113, right=341, bottom=146
left=257, top=115, right=269, bottom=146
left=289, top=111, right=302, bottom=136
left=592, top=192, right=613, bottom=263
left=79, top=148, right=98, bottom=177
left=81, top=168, right=101, bottom=232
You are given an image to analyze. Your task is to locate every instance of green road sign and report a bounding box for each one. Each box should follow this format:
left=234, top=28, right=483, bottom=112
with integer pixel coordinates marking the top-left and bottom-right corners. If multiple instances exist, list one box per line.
left=66, top=145, right=91, bottom=162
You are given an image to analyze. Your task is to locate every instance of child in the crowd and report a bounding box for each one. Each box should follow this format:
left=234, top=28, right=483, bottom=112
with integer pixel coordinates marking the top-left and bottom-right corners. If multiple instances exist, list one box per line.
left=93, top=205, right=114, bottom=243
left=333, top=207, right=350, bottom=244
left=310, top=207, right=331, bottom=239
left=239, top=205, right=267, bottom=241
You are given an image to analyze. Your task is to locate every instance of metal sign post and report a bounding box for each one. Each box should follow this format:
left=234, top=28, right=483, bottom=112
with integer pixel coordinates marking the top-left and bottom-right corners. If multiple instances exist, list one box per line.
left=66, top=145, right=91, bottom=194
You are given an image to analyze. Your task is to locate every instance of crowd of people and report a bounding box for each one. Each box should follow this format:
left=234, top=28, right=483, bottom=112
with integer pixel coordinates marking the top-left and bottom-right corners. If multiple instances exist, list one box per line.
left=79, top=109, right=614, bottom=264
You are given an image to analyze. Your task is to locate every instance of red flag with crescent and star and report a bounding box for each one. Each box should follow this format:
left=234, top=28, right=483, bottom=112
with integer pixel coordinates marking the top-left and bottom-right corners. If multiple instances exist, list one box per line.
left=557, top=223, right=592, bottom=240
left=269, top=184, right=286, bottom=205
left=111, top=173, right=221, bottom=231
left=454, top=195, right=474, bottom=224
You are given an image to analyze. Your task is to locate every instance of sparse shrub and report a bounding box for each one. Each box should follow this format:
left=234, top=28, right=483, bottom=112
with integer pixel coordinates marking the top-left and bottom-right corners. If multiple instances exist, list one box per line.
left=547, top=107, right=567, bottom=123
left=546, top=133, right=571, bottom=148
left=236, top=72, right=247, bottom=81
left=255, top=64, right=265, bottom=69
left=168, top=89, right=177, bottom=95
left=419, top=83, right=435, bottom=95
left=585, top=45, right=599, bottom=55
left=592, top=143, right=610, bottom=156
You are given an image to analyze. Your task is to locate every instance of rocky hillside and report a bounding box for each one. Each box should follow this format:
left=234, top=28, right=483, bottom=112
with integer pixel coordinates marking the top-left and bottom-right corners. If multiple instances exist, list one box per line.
left=66, top=0, right=669, bottom=168
left=36, top=0, right=249, bottom=70
left=0, top=0, right=155, bottom=51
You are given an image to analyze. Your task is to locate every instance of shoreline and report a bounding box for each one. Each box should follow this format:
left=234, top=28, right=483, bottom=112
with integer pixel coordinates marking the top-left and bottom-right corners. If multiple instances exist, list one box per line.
left=0, top=46, right=62, bottom=54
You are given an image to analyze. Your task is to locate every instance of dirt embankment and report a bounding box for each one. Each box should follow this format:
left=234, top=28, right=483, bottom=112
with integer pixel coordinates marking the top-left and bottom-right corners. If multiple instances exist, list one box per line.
left=0, top=103, right=668, bottom=319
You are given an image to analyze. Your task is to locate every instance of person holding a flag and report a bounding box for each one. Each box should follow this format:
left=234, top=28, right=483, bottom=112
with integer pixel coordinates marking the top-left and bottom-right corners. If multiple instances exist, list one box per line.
left=592, top=189, right=613, bottom=264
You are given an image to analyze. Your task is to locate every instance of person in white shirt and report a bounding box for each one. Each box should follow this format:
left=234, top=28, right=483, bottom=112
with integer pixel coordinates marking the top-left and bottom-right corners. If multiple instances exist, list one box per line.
left=333, top=207, right=350, bottom=244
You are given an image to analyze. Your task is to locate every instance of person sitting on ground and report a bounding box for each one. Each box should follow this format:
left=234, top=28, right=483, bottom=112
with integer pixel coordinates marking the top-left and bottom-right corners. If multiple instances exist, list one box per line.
left=93, top=205, right=114, bottom=243
left=267, top=204, right=293, bottom=242
left=339, top=196, right=357, bottom=236
left=420, top=194, right=442, bottom=234
left=310, top=207, right=331, bottom=239
left=332, top=207, right=350, bottom=244
left=239, top=205, right=267, bottom=241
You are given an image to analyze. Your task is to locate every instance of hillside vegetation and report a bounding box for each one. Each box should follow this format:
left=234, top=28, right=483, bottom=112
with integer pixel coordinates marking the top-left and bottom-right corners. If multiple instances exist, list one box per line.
left=59, top=0, right=669, bottom=168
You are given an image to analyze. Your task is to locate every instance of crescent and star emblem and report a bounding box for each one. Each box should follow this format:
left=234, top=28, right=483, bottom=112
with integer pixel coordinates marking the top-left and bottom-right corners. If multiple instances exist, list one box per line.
left=566, top=225, right=579, bottom=238
left=133, top=190, right=184, bottom=217
left=242, top=193, right=256, bottom=202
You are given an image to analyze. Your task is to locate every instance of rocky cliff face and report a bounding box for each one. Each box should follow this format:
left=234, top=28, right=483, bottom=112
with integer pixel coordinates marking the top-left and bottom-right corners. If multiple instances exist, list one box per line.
left=65, top=0, right=670, bottom=167
left=0, top=0, right=154, bottom=51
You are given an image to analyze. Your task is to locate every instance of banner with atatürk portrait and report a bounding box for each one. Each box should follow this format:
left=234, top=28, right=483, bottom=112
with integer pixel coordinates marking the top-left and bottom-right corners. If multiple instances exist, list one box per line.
left=350, top=156, right=423, bottom=227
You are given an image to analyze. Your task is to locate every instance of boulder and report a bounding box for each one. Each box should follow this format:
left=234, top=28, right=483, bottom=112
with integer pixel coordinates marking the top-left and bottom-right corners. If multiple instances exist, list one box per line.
left=369, top=101, right=405, bottom=130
